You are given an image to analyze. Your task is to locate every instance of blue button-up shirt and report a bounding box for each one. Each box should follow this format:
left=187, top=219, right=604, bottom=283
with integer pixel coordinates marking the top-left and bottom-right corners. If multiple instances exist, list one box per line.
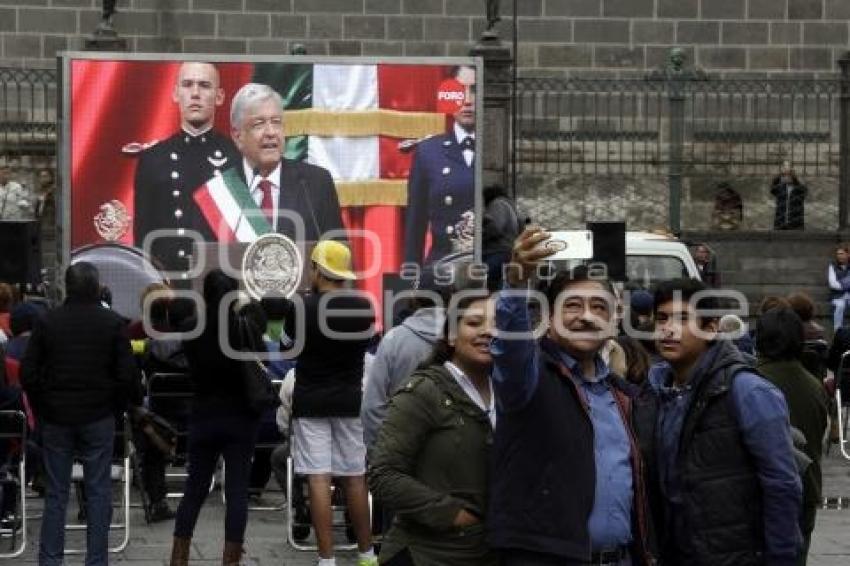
left=491, top=289, right=633, bottom=550
left=557, top=350, right=634, bottom=551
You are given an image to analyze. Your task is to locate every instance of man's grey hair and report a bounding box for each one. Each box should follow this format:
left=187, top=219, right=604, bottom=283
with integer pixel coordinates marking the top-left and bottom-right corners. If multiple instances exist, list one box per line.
left=230, top=83, right=284, bottom=129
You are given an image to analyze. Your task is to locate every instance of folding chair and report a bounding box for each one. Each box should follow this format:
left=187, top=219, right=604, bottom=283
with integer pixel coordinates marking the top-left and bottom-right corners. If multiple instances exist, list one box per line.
left=0, top=410, right=27, bottom=558
left=64, top=413, right=131, bottom=555
left=285, top=456, right=362, bottom=552
left=146, top=372, right=202, bottom=499
left=834, top=351, right=850, bottom=461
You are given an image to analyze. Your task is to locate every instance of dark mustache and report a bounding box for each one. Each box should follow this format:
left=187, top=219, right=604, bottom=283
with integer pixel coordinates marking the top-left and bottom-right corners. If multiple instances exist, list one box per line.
left=567, top=321, right=603, bottom=333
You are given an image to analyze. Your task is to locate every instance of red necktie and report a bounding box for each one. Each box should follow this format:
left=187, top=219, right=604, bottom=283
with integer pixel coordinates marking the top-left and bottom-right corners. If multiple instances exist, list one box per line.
left=258, top=179, right=274, bottom=223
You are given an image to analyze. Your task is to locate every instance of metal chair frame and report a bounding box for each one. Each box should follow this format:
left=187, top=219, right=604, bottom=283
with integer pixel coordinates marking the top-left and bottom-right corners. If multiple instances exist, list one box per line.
left=834, top=351, right=850, bottom=461
left=0, top=410, right=27, bottom=558
left=146, top=372, right=207, bottom=499
left=285, top=456, right=364, bottom=552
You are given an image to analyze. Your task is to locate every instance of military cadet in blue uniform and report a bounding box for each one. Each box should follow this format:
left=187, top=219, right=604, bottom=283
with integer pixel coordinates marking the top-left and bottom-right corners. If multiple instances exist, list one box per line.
left=133, top=61, right=239, bottom=276
left=404, top=66, right=476, bottom=266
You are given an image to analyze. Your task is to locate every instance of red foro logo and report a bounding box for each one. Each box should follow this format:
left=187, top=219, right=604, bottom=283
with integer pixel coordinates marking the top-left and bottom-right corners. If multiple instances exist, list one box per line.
left=436, top=78, right=466, bottom=114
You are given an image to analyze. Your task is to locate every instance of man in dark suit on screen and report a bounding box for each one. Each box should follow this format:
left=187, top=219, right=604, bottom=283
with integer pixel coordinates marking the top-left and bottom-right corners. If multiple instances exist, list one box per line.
left=133, top=62, right=240, bottom=276
left=205, top=82, right=344, bottom=244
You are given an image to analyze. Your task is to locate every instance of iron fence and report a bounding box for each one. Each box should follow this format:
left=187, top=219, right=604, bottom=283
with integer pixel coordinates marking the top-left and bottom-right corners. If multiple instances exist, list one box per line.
left=0, top=67, right=58, bottom=159
left=513, top=57, right=850, bottom=232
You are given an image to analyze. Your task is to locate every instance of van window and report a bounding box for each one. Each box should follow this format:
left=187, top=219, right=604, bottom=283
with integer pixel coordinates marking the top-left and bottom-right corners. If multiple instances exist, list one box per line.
left=626, top=255, right=689, bottom=289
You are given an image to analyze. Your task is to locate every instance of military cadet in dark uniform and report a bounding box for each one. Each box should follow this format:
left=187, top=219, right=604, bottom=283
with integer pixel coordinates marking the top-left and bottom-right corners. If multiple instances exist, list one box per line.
left=404, top=66, right=476, bottom=266
left=133, top=62, right=239, bottom=277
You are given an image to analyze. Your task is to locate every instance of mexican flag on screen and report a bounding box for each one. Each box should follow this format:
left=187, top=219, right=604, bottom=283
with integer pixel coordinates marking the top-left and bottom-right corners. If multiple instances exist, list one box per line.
left=194, top=168, right=271, bottom=243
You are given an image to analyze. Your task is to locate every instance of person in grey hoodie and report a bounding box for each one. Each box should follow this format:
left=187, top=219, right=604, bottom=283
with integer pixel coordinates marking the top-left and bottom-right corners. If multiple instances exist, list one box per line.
left=361, top=300, right=445, bottom=449
left=363, top=257, right=483, bottom=448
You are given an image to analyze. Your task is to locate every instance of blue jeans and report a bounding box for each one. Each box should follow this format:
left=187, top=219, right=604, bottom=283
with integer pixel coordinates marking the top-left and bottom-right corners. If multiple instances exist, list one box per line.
left=833, top=297, right=848, bottom=330
left=39, top=416, right=115, bottom=566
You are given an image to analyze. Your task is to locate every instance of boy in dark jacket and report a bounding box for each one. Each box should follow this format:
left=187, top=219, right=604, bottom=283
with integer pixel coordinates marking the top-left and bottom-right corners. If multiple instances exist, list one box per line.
left=648, top=278, right=802, bottom=566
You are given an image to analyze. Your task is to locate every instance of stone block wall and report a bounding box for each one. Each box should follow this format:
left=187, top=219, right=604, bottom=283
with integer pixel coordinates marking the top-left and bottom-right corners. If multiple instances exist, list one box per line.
left=0, top=0, right=847, bottom=74
left=516, top=172, right=839, bottom=232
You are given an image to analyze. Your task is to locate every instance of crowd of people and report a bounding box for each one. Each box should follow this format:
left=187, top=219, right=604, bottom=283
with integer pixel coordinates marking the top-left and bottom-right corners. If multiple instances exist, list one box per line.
left=0, top=225, right=844, bottom=566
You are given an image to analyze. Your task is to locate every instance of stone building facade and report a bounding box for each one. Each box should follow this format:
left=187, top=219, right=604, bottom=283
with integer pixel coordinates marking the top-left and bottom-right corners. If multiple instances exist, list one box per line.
left=0, top=0, right=846, bottom=74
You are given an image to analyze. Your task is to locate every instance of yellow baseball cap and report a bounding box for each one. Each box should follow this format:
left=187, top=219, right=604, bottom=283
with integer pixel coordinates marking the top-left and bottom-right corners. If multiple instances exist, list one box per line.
left=311, top=240, right=356, bottom=281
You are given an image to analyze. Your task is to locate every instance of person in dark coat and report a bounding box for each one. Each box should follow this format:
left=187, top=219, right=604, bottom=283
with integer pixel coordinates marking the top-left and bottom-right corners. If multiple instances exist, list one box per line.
left=220, top=83, right=344, bottom=243
left=404, top=66, right=476, bottom=267
left=691, top=243, right=719, bottom=287
left=489, top=227, right=655, bottom=566
left=482, top=184, right=522, bottom=290
left=771, top=162, right=807, bottom=230
left=648, top=278, right=802, bottom=565
left=755, top=307, right=828, bottom=566
left=169, top=269, right=262, bottom=566
left=369, top=292, right=497, bottom=566
left=133, top=62, right=240, bottom=275
left=21, top=262, right=138, bottom=565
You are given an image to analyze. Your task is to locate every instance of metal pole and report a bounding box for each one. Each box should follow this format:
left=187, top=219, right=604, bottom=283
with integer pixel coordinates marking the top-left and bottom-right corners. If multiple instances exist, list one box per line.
left=511, top=0, right=518, bottom=199
left=668, top=82, right=685, bottom=234
left=838, top=52, right=850, bottom=230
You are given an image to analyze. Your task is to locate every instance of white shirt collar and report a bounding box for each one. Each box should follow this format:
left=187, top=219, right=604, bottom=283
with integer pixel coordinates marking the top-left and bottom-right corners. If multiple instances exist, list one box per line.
left=243, top=159, right=282, bottom=190
left=181, top=124, right=213, bottom=137
left=444, top=361, right=496, bottom=429
left=453, top=122, right=475, bottom=145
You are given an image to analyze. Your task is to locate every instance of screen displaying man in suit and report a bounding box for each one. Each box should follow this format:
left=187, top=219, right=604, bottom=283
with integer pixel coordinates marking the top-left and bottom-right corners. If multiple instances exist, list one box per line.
left=226, top=83, right=344, bottom=243
left=133, top=62, right=240, bottom=275
left=403, top=65, right=476, bottom=266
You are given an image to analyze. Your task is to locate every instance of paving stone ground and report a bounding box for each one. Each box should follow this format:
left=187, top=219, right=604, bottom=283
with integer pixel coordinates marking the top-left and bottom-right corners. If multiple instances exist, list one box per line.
left=6, top=450, right=850, bottom=565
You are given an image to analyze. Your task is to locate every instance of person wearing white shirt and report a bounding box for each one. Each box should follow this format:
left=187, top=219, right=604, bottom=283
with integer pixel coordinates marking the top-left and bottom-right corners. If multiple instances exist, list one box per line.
left=228, top=83, right=344, bottom=242
left=0, top=165, right=36, bottom=221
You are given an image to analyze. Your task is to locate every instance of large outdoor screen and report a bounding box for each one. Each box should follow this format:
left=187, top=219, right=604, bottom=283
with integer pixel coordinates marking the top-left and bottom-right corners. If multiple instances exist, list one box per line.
left=61, top=54, right=482, bottom=324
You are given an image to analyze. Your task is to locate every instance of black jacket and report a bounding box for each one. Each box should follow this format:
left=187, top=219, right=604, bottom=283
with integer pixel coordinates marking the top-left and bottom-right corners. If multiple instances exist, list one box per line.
left=182, top=312, right=254, bottom=420
left=21, top=300, right=138, bottom=426
left=133, top=128, right=240, bottom=272
left=234, top=158, right=345, bottom=243
left=487, top=337, right=655, bottom=564
left=653, top=344, right=765, bottom=566
left=771, top=175, right=807, bottom=230
left=288, top=291, right=375, bottom=419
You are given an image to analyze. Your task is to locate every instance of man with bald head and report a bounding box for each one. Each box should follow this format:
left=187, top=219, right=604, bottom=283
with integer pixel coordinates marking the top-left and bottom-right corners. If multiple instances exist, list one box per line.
left=133, top=61, right=240, bottom=275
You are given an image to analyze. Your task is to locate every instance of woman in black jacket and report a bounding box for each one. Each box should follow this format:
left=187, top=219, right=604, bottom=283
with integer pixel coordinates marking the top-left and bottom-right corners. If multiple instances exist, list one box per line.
left=170, top=269, right=263, bottom=566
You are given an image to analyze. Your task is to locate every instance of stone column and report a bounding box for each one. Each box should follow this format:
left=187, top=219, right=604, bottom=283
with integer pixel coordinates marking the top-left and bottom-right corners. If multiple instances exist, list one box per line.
left=470, top=34, right=513, bottom=191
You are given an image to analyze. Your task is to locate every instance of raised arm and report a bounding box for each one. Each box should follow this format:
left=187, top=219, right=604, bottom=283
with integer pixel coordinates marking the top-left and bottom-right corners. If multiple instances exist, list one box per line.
left=491, top=227, right=555, bottom=412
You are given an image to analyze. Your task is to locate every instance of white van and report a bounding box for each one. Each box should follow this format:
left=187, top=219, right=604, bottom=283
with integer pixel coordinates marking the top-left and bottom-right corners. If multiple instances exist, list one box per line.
left=625, top=231, right=701, bottom=289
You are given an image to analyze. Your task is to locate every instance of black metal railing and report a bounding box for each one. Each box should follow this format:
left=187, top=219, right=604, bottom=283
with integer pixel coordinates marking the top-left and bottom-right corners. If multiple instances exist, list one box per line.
left=513, top=52, right=850, bottom=233
left=0, top=67, right=58, bottom=158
